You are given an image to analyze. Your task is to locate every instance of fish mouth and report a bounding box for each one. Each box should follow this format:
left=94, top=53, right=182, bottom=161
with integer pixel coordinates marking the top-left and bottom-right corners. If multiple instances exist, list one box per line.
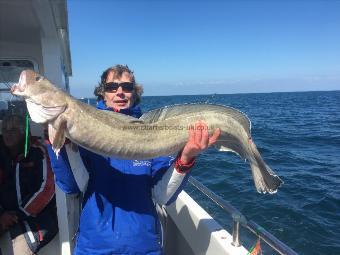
left=11, top=83, right=25, bottom=95
left=11, top=70, right=27, bottom=95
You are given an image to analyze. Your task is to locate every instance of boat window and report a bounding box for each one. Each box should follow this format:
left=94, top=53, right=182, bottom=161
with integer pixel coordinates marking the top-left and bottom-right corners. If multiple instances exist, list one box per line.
left=0, top=60, right=35, bottom=87
left=0, top=60, right=35, bottom=120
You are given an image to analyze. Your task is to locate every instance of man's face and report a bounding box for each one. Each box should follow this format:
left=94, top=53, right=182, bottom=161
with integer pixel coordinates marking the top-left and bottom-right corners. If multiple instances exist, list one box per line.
left=103, top=71, right=135, bottom=110
left=2, top=121, right=22, bottom=148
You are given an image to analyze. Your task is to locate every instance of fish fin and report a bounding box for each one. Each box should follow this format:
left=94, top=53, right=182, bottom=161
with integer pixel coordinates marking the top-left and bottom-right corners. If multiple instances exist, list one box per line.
left=214, top=137, right=243, bottom=157
left=215, top=144, right=242, bottom=158
left=250, top=163, right=284, bottom=194
left=215, top=145, right=234, bottom=152
left=48, top=121, right=67, bottom=156
left=216, top=136, right=283, bottom=194
left=140, top=104, right=251, bottom=135
left=26, top=100, right=66, bottom=123
left=248, top=140, right=283, bottom=194
left=48, top=124, right=57, bottom=145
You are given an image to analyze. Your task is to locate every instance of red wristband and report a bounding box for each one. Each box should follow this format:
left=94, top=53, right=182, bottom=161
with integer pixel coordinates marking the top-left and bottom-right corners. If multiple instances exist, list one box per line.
left=175, top=153, right=195, bottom=174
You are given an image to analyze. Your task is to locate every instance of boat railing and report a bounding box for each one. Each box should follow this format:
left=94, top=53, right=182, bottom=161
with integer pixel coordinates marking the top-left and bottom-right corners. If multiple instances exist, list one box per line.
left=188, top=176, right=299, bottom=255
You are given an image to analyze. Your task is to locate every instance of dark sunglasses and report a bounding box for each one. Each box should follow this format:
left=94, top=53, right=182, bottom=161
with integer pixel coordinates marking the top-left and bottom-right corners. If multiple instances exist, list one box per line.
left=104, top=82, right=135, bottom=93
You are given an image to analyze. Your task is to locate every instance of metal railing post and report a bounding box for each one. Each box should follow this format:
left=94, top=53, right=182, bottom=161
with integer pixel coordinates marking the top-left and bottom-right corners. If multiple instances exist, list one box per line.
left=231, top=219, right=241, bottom=247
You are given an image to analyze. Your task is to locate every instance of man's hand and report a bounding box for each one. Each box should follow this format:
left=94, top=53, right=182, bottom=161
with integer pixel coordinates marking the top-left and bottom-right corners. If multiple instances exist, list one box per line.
left=180, top=121, right=220, bottom=164
left=0, top=211, right=18, bottom=231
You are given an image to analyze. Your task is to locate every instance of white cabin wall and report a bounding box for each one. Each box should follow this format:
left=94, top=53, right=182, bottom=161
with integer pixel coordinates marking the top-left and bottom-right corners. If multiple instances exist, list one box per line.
left=32, top=0, right=67, bottom=89
left=0, top=1, right=68, bottom=90
left=0, top=41, right=42, bottom=73
left=40, top=36, right=64, bottom=87
left=0, top=33, right=66, bottom=91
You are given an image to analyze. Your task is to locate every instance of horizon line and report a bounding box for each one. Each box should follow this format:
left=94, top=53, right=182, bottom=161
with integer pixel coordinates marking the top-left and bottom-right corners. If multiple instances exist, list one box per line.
left=77, top=89, right=340, bottom=99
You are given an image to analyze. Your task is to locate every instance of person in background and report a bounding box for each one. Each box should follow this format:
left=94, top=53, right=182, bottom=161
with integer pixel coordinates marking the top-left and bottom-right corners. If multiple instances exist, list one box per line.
left=0, top=114, right=57, bottom=255
left=47, top=64, right=220, bottom=255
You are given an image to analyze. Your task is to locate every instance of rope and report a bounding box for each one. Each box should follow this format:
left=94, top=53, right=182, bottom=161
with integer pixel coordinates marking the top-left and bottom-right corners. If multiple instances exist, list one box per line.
left=24, top=112, right=29, bottom=157
left=247, top=238, right=262, bottom=255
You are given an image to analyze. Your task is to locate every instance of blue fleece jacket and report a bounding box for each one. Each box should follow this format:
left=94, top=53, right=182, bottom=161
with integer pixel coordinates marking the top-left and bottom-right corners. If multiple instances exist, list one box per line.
left=47, top=101, right=188, bottom=255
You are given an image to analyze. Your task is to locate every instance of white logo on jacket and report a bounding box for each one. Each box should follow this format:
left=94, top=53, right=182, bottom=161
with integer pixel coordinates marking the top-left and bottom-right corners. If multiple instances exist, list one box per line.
left=132, top=160, right=152, bottom=167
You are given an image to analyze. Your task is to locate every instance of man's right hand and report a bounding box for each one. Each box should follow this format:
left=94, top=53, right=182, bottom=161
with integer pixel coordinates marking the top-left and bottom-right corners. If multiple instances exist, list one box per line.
left=0, top=211, right=18, bottom=231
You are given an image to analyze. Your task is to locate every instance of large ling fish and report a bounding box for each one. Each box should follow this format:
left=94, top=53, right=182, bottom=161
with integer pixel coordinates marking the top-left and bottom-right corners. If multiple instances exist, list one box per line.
left=11, top=70, right=283, bottom=194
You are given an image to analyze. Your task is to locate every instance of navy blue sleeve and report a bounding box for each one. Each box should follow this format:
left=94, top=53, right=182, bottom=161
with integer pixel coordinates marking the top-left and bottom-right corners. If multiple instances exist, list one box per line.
left=46, top=144, right=81, bottom=194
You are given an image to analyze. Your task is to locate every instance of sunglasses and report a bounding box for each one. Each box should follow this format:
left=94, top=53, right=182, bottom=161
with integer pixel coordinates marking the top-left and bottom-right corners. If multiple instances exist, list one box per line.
left=104, top=82, right=135, bottom=93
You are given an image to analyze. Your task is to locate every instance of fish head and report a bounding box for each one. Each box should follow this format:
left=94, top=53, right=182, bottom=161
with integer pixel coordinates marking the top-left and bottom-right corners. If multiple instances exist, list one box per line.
left=11, top=70, right=67, bottom=124
left=11, top=70, right=52, bottom=98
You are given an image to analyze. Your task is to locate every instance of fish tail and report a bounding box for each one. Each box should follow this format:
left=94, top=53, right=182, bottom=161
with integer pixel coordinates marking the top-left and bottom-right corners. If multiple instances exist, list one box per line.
left=250, top=162, right=283, bottom=194
left=249, top=141, right=283, bottom=194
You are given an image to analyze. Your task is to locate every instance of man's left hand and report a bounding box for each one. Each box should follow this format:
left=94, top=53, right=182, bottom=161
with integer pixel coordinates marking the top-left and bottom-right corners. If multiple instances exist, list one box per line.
left=180, top=121, right=220, bottom=164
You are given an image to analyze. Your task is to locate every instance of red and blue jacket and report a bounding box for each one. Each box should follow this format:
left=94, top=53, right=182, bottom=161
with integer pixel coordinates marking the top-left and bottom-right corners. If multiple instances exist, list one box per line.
left=0, top=137, right=57, bottom=253
left=46, top=101, right=192, bottom=255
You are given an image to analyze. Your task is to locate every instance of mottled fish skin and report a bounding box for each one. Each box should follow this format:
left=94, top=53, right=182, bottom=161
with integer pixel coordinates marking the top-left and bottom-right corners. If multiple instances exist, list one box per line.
left=11, top=70, right=283, bottom=194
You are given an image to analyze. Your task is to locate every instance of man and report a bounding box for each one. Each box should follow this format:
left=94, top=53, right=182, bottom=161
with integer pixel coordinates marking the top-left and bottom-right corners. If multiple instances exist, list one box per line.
left=0, top=114, right=57, bottom=254
left=47, top=64, right=220, bottom=255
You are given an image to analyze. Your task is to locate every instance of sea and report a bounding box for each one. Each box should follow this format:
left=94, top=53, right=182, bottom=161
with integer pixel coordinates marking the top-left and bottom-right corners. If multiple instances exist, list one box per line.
left=84, top=90, right=340, bottom=255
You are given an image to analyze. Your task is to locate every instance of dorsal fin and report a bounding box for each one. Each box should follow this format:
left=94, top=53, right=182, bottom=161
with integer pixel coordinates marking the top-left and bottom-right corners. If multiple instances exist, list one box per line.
left=140, top=103, right=251, bottom=134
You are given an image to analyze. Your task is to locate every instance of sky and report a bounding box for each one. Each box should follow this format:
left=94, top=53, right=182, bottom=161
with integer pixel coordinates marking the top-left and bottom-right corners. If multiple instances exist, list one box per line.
left=67, top=0, right=340, bottom=97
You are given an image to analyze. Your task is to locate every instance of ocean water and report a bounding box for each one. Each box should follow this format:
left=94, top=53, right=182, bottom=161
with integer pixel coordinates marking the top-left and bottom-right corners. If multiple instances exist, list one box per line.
left=87, top=90, right=340, bottom=255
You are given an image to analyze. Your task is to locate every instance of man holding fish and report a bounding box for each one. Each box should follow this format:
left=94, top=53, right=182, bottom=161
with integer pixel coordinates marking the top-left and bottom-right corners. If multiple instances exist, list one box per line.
left=11, top=63, right=283, bottom=254
left=46, top=64, right=220, bottom=255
